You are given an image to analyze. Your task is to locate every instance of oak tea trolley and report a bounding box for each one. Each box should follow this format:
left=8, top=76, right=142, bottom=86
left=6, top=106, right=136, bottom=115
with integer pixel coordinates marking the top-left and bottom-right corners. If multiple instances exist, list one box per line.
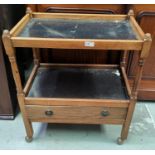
left=2, top=8, right=152, bottom=144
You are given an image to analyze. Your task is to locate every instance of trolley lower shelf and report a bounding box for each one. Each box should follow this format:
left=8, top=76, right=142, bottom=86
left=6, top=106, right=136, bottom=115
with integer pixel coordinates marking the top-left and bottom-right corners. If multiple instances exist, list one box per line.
left=27, top=65, right=129, bottom=100
left=24, top=64, right=130, bottom=125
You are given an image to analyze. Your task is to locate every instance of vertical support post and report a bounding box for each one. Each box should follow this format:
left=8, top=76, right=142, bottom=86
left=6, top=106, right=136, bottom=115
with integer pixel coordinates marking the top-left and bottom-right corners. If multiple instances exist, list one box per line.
left=118, top=33, right=152, bottom=144
left=26, top=7, right=40, bottom=66
left=26, top=7, right=33, bottom=17
left=32, top=48, right=40, bottom=65
left=127, top=9, right=134, bottom=19
left=120, top=50, right=128, bottom=68
left=2, top=30, right=33, bottom=141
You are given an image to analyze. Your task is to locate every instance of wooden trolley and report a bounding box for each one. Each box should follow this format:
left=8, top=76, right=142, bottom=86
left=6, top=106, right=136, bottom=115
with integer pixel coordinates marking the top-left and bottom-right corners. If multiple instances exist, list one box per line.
left=2, top=8, right=152, bottom=144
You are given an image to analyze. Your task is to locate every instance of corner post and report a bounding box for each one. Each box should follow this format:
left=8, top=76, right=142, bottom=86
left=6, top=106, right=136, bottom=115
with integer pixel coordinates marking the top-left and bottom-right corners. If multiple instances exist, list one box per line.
left=2, top=30, right=23, bottom=93
left=119, top=9, right=134, bottom=69
left=127, top=9, right=134, bottom=19
left=2, top=30, right=33, bottom=141
left=119, top=33, right=152, bottom=144
left=26, top=7, right=40, bottom=66
left=120, top=50, right=128, bottom=68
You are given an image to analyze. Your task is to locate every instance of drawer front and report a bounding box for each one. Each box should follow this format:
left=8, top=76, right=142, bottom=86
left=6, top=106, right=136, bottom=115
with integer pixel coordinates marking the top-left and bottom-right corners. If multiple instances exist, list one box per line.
left=26, top=105, right=127, bottom=124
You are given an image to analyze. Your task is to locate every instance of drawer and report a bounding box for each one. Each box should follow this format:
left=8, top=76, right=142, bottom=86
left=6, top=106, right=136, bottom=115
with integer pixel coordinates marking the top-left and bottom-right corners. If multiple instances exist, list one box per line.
left=25, top=105, right=127, bottom=124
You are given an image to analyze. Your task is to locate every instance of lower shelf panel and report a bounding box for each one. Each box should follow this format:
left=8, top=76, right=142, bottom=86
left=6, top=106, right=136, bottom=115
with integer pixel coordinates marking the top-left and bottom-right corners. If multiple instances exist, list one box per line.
left=26, top=105, right=127, bottom=124
left=27, top=66, right=129, bottom=100
left=24, top=64, right=129, bottom=125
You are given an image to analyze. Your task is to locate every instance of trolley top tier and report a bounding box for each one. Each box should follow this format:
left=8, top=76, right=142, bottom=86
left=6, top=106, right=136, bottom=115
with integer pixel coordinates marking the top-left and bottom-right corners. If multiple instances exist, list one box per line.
left=8, top=12, right=145, bottom=50
left=18, top=18, right=137, bottom=40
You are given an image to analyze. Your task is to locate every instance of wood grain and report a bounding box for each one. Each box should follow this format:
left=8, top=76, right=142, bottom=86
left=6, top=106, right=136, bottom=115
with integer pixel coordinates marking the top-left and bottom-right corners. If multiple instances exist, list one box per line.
left=127, top=4, right=155, bottom=100
left=10, top=14, right=30, bottom=37
left=23, top=64, right=38, bottom=96
left=121, top=66, right=131, bottom=97
left=32, top=12, right=127, bottom=20
left=40, top=63, right=119, bottom=69
left=2, top=31, right=23, bottom=93
left=130, top=16, right=145, bottom=39
left=11, top=37, right=143, bottom=50
left=25, top=97, right=129, bottom=108
left=17, top=93, right=33, bottom=138
left=26, top=105, right=127, bottom=124
left=2, top=9, right=149, bottom=142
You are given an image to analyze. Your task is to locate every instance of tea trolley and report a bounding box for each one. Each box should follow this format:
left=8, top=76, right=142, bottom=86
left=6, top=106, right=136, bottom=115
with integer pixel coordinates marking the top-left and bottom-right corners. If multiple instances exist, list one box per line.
left=2, top=8, right=152, bottom=144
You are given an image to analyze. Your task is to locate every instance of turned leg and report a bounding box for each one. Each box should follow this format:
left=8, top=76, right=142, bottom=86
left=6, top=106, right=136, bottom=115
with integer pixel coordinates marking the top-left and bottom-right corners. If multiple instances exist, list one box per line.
left=2, top=30, right=33, bottom=142
left=117, top=58, right=143, bottom=145
left=32, top=48, right=40, bottom=65
left=117, top=97, right=136, bottom=145
left=120, top=50, right=128, bottom=68
left=17, top=94, right=33, bottom=142
left=117, top=33, right=152, bottom=145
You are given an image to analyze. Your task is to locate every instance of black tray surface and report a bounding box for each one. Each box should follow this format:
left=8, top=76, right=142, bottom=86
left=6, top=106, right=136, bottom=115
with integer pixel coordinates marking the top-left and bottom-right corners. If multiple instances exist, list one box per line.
left=28, top=67, right=129, bottom=100
left=19, top=18, right=137, bottom=40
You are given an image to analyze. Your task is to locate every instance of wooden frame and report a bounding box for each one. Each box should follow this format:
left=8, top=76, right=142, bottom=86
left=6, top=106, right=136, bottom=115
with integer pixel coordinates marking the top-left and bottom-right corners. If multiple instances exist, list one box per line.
left=10, top=10, right=144, bottom=51
left=2, top=8, right=152, bottom=144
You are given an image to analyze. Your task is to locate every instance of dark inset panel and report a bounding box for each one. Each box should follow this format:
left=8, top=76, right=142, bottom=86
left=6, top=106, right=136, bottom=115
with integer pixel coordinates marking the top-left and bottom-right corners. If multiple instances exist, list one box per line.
left=28, top=67, right=129, bottom=100
left=19, top=18, right=137, bottom=40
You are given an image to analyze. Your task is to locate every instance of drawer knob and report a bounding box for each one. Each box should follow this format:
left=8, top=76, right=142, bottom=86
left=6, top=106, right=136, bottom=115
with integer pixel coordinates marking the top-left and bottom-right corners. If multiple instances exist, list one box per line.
left=101, top=110, right=110, bottom=117
left=45, top=110, right=53, bottom=116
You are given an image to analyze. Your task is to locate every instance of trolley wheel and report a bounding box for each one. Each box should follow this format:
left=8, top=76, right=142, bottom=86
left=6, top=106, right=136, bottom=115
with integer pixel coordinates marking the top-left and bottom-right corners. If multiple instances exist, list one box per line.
left=117, top=137, right=124, bottom=145
left=25, top=136, right=33, bottom=143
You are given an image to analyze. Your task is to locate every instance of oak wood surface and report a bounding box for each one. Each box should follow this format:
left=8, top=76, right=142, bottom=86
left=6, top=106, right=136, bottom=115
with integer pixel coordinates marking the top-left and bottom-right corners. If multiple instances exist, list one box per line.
left=2, top=30, right=33, bottom=138
left=10, top=14, right=30, bottom=37
left=121, top=67, right=131, bottom=97
left=23, top=64, right=38, bottom=96
left=129, top=16, right=145, bottom=39
left=26, top=105, right=127, bottom=124
left=25, top=97, right=129, bottom=108
left=39, top=63, right=119, bottom=69
left=32, top=12, right=127, bottom=20
left=127, top=4, right=155, bottom=100
left=11, top=37, right=143, bottom=50
left=2, top=7, right=150, bottom=143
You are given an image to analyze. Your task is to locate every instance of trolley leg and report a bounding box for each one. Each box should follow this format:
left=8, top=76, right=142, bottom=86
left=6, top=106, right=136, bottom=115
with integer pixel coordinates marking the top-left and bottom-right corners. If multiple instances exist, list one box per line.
left=117, top=98, right=136, bottom=145
left=2, top=30, right=34, bottom=143
left=117, top=58, right=145, bottom=145
left=18, top=94, right=33, bottom=143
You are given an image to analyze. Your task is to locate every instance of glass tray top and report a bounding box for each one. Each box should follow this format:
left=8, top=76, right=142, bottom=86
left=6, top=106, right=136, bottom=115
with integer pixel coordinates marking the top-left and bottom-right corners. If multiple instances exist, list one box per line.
left=18, top=18, right=137, bottom=40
